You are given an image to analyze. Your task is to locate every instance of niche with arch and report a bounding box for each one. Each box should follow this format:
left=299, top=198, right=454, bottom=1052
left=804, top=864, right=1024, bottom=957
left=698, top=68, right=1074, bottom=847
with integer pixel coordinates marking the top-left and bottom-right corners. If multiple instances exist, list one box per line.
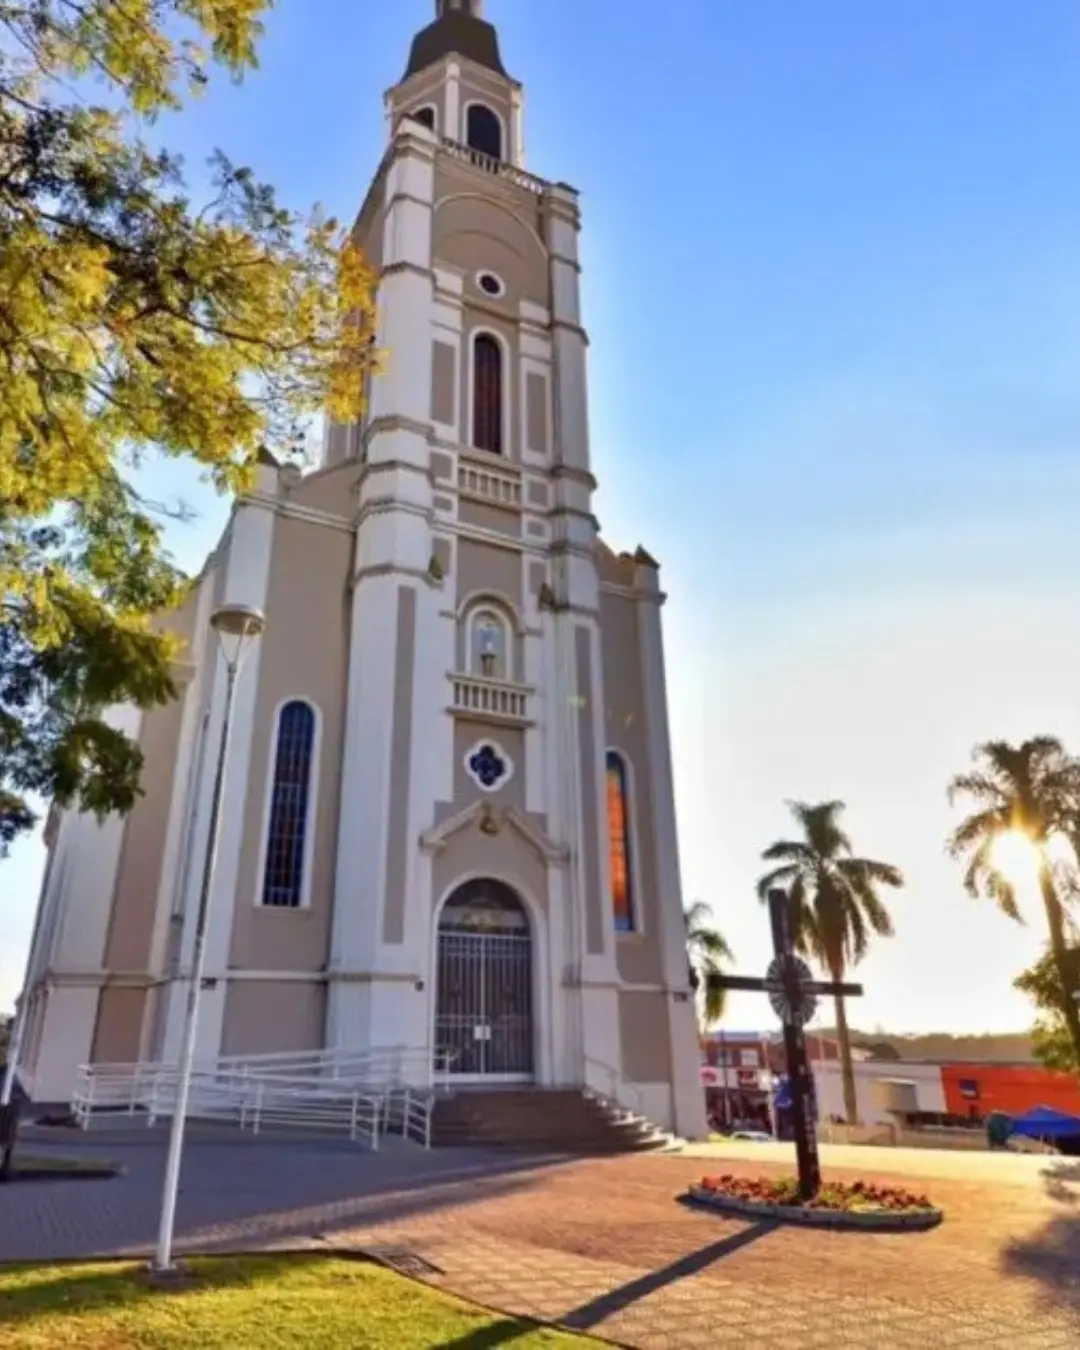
left=459, top=597, right=521, bottom=684
left=466, top=103, right=503, bottom=160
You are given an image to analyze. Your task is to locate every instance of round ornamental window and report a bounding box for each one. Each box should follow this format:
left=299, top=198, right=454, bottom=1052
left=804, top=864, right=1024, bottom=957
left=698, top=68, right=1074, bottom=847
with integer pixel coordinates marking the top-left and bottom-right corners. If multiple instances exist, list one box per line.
left=478, top=272, right=504, bottom=298
left=464, top=739, right=514, bottom=794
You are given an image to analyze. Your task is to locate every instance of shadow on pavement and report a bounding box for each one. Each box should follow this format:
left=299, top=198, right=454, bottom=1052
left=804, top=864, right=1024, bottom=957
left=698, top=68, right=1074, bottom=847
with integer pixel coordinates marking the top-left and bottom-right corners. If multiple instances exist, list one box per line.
left=0, top=1132, right=577, bottom=1264
left=1040, top=1160, right=1080, bottom=1206
left=183, top=1166, right=549, bottom=1257
left=1000, top=1202, right=1080, bottom=1322
left=560, top=1220, right=777, bottom=1331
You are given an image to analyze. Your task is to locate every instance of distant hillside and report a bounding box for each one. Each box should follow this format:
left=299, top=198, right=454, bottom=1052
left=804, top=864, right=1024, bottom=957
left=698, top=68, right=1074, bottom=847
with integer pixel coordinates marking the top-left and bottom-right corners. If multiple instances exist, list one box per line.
left=816, top=1029, right=1035, bottom=1064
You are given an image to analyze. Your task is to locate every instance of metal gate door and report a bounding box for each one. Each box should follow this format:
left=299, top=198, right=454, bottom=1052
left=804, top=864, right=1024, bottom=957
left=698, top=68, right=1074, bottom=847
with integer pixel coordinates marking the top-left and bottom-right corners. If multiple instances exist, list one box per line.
left=435, top=879, right=534, bottom=1079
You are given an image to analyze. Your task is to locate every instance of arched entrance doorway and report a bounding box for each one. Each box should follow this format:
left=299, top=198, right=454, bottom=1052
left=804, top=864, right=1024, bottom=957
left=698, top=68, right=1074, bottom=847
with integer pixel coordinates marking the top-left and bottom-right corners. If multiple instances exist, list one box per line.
left=435, top=878, right=534, bottom=1080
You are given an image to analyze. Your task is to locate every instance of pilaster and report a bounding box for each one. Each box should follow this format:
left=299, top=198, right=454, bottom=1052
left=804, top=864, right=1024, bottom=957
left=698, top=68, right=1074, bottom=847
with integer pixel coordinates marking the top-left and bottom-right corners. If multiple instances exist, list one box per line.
left=327, top=119, right=439, bottom=1053
left=635, top=557, right=708, bottom=1139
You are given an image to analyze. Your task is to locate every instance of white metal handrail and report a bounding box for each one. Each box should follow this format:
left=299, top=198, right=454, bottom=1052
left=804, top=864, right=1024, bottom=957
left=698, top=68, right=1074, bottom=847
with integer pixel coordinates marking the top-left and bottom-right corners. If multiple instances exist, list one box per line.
left=583, top=1056, right=649, bottom=1122
left=71, top=1044, right=451, bottom=1149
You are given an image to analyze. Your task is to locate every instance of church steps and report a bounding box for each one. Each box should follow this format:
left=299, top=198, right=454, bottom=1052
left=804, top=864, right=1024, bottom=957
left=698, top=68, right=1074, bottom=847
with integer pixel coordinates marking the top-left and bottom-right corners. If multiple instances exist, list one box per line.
left=429, top=1088, right=671, bottom=1153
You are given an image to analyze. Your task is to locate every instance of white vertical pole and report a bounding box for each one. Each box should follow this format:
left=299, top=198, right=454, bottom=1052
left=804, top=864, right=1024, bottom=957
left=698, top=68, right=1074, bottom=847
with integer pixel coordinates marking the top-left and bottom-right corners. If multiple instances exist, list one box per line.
left=152, top=650, right=242, bottom=1272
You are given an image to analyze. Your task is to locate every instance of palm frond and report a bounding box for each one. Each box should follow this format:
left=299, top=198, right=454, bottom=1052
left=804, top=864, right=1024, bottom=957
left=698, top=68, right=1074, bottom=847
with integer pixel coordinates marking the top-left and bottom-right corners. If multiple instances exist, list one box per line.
left=787, top=799, right=852, bottom=859
left=760, top=840, right=815, bottom=865
left=842, top=869, right=896, bottom=937
left=700, top=969, right=728, bottom=1027
left=755, top=863, right=799, bottom=900
left=759, top=800, right=901, bottom=976
left=691, top=928, right=734, bottom=965
left=947, top=805, right=1012, bottom=859
left=946, top=770, right=1007, bottom=808
left=683, top=899, right=713, bottom=933
left=843, top=856, right=904, bottom=890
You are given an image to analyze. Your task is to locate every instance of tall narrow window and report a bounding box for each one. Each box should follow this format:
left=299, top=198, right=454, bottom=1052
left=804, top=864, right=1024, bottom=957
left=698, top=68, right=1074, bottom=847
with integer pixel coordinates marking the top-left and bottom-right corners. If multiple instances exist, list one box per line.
left=473, top=334, right=503, bottom=454
left=262, top=701, right=316, bottom=909
left=409, top=105, right=436, bottom=131
left=606, top=751, right=635, bottom=932
left=466, top=103, right=502, bottom=160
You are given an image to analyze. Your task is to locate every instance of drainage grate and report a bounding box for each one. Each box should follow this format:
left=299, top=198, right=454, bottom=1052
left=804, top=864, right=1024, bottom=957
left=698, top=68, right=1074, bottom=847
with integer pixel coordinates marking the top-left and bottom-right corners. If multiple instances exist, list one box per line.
left=362, top=1247, right=442, bottom=1279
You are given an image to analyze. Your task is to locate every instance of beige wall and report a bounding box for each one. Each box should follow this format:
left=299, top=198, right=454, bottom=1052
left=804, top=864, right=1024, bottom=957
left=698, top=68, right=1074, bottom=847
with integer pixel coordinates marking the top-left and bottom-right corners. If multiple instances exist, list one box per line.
left=430, top=818, right=548, bottom=921
left=457, top=66, right=516, bottom=157
left=601, top=590, right=663, bottom=985
left=389, top=68, right=446, bottom=136
left=219, top=981, right=326, bottom=1056
left=433, top=187, right=548, bottom=463
left=91, top=987, right=148, bottom=1063
left=619, top=991, right=674, bottom=1085
left=289, top=462, right=362, bottom=517
left=459, top=497, right=521, bottom=539
left=452, top=721, right=526, bottom=813
left=228, top=514, right=351, bottom=973
left=97, top=587, right=198, bottom=1075
left=101, top=686, right=187, bottom=976
left=457, top=538, right=522, bottom=610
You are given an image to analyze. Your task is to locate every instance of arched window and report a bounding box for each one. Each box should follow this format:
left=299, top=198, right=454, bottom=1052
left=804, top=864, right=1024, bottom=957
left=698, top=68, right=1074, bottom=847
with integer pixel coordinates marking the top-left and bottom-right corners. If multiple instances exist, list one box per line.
left=606, top=751, right=635, bottom=932
left=472, top=334, right=503, bottom=455
left=469, top=607, right=509, bottom=680
left=466, top=103, right=502, bottom=160
left=409, top=105, right=436, bottom=131
left=262, top=701, right=316, bottom=909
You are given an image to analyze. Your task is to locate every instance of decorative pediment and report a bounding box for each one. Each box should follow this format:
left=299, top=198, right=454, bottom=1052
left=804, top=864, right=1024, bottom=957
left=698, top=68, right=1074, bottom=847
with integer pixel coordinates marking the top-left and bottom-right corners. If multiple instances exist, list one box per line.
left=419, top=800, right=568, bottom=864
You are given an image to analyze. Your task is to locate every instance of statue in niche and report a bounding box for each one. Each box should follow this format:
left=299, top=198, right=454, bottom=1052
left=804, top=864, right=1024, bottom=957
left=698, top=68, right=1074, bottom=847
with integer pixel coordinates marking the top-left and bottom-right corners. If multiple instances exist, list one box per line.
left=475, top=614, right=504, bottom=679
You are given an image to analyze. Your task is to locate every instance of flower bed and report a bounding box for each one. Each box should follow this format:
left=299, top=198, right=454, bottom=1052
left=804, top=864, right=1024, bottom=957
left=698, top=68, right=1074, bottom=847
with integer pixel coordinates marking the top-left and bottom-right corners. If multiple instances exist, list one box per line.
left=685, top=1174, right=943, bottom=1231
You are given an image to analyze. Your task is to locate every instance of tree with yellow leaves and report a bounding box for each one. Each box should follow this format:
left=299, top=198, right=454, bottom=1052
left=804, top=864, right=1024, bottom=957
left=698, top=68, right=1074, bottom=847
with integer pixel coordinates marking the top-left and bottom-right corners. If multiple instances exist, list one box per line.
left=0, top=2, right=379, bottom=850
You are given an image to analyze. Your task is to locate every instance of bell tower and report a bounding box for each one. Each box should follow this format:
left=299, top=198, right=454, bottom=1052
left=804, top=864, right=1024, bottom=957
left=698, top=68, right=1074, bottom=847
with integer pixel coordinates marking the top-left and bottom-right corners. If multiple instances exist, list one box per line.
left=386, top=0, right=524, bottom=167
left=323, top=2, right=704, bottom=1141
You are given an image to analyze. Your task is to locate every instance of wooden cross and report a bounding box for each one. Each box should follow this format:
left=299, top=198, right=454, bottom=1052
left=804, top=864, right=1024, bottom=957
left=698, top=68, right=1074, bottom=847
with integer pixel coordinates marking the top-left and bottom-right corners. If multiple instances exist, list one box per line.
left=713, top=888, right=863, bottom=1198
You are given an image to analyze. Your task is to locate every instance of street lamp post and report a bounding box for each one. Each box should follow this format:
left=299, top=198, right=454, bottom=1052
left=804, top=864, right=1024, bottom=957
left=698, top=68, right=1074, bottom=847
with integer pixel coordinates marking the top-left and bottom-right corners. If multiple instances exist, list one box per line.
left=152, top=602, right=265, bottom=1272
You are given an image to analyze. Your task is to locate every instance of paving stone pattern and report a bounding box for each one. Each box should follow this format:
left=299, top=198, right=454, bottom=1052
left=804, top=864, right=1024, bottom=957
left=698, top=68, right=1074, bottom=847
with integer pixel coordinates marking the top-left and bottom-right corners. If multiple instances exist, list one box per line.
left=4, top=1126, right=1080, bottom=1347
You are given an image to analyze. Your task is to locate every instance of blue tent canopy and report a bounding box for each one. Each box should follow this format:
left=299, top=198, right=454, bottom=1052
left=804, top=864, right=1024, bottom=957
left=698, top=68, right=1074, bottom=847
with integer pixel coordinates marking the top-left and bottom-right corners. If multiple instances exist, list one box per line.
left=1010, top=1106, right=1080, bottom=1140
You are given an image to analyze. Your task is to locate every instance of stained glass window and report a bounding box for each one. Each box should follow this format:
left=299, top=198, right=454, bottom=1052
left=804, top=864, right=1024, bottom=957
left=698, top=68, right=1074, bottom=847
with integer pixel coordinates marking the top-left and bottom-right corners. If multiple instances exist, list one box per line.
left=262, top=701, right=316, bottom=909
left=473, top=334, right=503, bottom=454
left=606, top=751, right=635, bottom=932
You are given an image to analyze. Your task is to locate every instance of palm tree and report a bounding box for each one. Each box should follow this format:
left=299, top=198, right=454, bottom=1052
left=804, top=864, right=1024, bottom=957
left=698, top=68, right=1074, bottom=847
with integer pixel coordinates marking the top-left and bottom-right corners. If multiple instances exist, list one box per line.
left=948, top=737, right=1080, bottom=1076
left=757, top=800, right=903, bottom=1124
left=684, top=901, right=734, bottom=1033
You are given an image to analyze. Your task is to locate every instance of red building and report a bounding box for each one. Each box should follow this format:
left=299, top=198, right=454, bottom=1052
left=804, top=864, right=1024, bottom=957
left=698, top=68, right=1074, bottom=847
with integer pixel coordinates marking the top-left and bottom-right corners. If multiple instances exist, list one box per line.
left=941, top=1064, right=1080, bottom=1119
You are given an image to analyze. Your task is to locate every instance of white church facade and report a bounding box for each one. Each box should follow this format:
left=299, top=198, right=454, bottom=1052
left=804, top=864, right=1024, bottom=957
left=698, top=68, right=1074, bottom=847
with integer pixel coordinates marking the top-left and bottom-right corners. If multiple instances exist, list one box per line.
left=17, top=0, right=707, bottom=1139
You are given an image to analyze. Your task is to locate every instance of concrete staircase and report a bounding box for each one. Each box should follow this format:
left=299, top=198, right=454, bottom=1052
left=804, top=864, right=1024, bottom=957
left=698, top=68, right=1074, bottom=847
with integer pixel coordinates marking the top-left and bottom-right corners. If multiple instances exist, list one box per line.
left=429, top=1088, right=671, bottom=1153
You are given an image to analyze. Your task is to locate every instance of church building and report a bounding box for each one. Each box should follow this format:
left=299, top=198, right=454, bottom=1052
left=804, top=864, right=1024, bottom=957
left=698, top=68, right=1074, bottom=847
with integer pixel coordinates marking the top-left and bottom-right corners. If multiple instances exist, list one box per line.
left=18, top=0, right=707, bottom=1139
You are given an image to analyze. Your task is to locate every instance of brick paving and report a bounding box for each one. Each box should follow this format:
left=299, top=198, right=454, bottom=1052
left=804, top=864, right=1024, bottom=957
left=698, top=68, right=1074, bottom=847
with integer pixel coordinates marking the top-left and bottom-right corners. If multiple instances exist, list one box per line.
left=5, top=1126, right=1080, bottom=1347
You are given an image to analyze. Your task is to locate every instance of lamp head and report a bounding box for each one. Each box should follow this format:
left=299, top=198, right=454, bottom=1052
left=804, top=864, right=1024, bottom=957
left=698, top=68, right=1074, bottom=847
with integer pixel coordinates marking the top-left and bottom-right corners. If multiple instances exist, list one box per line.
left=210, top=603, right=266, bottom=669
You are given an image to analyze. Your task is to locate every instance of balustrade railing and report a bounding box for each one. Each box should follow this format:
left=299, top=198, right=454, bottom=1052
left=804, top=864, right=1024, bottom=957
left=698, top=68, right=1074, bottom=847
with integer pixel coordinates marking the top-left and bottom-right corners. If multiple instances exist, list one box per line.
left=439, top=137, right=547, bottom=196
left=458, top=461, right=522, bottom=508
left=451, top=673, right=529, bottom=722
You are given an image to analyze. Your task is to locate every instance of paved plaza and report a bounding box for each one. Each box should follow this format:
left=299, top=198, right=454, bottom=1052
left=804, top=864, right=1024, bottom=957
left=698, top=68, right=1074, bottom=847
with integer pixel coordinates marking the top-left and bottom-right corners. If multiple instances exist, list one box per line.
left=3, top=1127, right=1080, bottom=1347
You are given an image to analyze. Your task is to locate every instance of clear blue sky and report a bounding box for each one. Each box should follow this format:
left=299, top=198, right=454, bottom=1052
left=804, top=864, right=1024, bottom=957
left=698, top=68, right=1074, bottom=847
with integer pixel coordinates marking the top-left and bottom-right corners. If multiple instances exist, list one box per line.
left=6, top=0, right=1080, bottom=1034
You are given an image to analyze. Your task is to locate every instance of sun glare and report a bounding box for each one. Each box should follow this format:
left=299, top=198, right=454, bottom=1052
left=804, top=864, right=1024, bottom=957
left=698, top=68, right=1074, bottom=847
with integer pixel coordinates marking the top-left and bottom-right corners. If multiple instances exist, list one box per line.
left=990, top=829, right=1043, bottom=889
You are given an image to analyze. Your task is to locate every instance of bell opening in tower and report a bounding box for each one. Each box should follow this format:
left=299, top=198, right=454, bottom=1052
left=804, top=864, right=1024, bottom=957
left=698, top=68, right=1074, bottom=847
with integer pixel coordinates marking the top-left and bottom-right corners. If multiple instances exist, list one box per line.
left=466, top=103, right=502, bottom=160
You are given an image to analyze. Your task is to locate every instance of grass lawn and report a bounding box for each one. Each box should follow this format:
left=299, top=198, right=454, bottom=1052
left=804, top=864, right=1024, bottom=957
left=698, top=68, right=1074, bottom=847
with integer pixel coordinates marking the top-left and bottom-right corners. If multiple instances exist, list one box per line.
left=8, top=1155, right=121, bottom=1178
left=0, top=1255, right=595, bottom=1348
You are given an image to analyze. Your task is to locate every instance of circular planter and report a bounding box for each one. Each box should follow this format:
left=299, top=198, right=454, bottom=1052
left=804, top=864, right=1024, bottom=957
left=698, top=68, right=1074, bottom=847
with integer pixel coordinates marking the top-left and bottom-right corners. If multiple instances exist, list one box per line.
left=684, top=1184, right=943, bottom=1232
